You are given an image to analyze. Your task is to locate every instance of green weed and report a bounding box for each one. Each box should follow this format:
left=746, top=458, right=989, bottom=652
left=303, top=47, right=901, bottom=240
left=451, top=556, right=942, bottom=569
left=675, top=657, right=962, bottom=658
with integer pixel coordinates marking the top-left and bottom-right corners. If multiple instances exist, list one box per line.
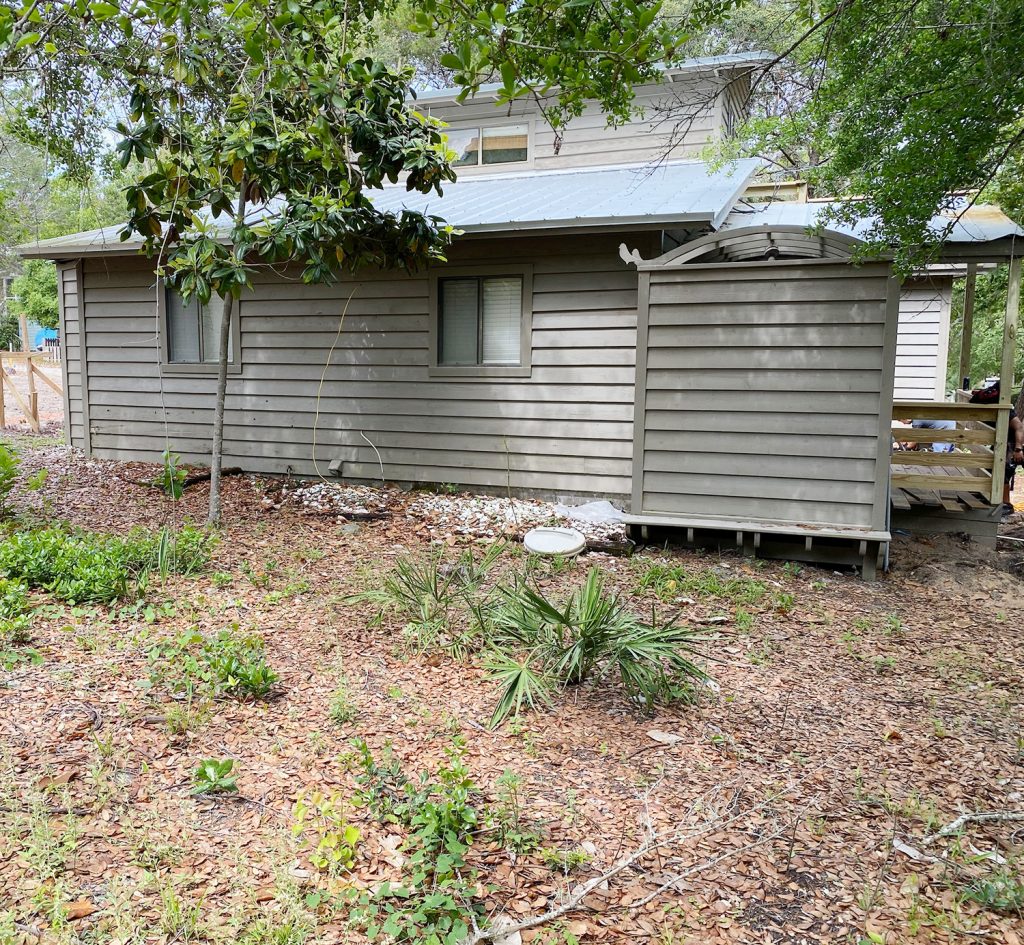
left=292, top=790, right=360, bottom=874
left=148, top=625, right=279, bottom=700
left=962, top=868, right=1024, bottom=915
left=192, top=758, right=238, bottom=795
left=329, top=676, right=359, bottom=725
left=634, top=559, right=766, bottom=605
left=540, top=846, right=591, bottom=873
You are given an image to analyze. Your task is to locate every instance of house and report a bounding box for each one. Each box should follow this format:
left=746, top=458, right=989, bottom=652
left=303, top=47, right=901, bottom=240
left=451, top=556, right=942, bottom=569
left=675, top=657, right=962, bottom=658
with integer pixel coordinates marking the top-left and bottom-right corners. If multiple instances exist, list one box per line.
left=18, top=53, right=1024, bottom=575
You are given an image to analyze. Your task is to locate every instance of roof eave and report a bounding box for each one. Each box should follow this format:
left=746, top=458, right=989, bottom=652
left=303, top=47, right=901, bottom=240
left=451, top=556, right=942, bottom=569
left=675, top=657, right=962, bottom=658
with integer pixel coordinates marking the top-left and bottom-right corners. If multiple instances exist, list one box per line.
left=18, top=214, right=730, bottom=259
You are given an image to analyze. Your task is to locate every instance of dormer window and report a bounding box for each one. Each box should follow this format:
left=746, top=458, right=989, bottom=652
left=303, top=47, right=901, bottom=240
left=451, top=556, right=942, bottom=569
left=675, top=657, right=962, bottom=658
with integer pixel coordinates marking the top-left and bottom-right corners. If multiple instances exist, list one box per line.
left=447, top=124, right=529, bottom=167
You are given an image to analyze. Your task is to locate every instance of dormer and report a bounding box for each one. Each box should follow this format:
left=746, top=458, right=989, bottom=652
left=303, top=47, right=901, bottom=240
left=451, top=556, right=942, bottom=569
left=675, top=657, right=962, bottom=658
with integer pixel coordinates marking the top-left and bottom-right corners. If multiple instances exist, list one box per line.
left=416, top=52, right=771, bottom=176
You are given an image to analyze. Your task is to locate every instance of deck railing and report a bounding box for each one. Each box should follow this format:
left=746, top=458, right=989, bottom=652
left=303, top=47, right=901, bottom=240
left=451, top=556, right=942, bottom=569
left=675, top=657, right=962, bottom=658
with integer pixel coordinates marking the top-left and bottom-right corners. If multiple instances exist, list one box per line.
left=891, top=400, right=1008, bottom=505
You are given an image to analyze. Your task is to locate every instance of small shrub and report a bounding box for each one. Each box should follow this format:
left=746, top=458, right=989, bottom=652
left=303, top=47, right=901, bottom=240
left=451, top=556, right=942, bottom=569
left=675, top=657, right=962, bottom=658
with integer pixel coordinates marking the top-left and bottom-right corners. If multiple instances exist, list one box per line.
left=347, top=542, right=505, bottom=629
left=292, top=790, right=360, bottom=874
left=192, top=758, right=238, bottom=795
left=346, top=741, right=483, bottom=943
left=0, top=577, right=31, bottom=644
left=155, top=449, right=187, bottom=500
left=0, top=613, right=31, bottom=645
left=484, top=568, right=711, bottom=727
left=211, top=571, right=234, bottom=588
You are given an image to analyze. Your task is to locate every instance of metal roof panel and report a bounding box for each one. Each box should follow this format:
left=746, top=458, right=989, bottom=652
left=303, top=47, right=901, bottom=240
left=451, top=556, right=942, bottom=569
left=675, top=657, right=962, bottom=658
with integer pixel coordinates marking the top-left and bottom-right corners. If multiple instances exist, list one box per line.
left=18, top=159, right=761, bottom=257
left=721, top=201, right=1024, bottom=244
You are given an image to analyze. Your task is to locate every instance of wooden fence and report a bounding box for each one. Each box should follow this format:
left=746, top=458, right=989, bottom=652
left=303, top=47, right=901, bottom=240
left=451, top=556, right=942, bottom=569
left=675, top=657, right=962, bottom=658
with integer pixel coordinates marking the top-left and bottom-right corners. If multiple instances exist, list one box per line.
left=891, top=400, right=1006, bottom=506
left=0, top=351, right=63, bottom=432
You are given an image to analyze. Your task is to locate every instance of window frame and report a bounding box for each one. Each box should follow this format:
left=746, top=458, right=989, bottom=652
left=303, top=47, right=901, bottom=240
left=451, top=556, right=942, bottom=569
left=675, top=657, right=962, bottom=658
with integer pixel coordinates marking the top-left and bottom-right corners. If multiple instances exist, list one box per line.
left=428, top=264, right=533, bottom=379
left=443, top=118, right=533, bottom=171
left=158, top=280, right=242, bottom=374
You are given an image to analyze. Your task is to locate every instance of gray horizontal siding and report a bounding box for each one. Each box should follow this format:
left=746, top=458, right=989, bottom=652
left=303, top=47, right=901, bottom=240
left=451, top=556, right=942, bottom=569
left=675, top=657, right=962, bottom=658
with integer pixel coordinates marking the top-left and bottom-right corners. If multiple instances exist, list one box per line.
left=895, top=278, right=952, bottom=400
left=636, top=262, right=893, bottom=529
left=56, top=262, right=87, bottom=450
left=78, top=233, right=654, bottom=499
left=426, top=77, right=726, bottom=174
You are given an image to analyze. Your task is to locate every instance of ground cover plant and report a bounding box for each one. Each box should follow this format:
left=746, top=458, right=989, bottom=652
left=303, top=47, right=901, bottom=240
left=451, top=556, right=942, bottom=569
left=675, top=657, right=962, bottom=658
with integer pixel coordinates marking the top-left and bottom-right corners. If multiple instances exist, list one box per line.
left=148, top=626, right=279, bottom=700
left=3, top=443, right=1024, bottom=945
left=0, top=522, right=212, bottom=603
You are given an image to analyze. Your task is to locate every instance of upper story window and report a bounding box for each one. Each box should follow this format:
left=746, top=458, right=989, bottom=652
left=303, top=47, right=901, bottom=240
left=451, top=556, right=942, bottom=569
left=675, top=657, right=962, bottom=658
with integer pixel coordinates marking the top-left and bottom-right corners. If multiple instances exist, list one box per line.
left=165, top=287, right=235, bottom=365
left=447, top=123, right=529, bottom=167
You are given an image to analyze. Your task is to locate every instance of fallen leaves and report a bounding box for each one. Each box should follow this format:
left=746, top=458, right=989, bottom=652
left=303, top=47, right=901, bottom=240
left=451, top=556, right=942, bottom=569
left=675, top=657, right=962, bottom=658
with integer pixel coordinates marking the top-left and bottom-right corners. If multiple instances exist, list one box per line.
left=63, top=900, right=96, bottom=920
left=2, top=445, right=1024, bottom=945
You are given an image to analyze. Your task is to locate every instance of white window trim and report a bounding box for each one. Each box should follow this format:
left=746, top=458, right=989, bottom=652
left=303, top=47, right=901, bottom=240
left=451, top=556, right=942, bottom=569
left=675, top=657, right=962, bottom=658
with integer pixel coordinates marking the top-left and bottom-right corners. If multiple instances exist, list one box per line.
left=443, top=117, right=534, bottom=172
left=428, top=264, right=533, bottom=379
left=158, top=280, right=242, bottom=374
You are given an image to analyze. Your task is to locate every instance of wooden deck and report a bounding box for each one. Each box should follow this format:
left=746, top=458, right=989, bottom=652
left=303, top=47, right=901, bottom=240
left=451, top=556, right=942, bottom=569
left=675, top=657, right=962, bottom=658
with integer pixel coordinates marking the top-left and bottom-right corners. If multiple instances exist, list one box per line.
left=890, top=401, right=1005, bottom=547
left=889, top=459, right=1000, bottom=547
left=890, top=460, right=992, bottom=513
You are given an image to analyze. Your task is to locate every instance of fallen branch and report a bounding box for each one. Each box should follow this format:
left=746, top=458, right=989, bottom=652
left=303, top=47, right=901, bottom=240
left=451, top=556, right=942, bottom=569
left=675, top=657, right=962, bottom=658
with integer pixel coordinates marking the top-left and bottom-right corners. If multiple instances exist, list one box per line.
left=622, top=825, right=789, bottom=910
left=923, top=810, right=1024, bottom=844
left=584, top=537, right=634, bottom=556
left=460, top=774, right=810, bottom=944
left=130, top=467, right=244, bottom=489
left=181, top=467, right=243, bottom=488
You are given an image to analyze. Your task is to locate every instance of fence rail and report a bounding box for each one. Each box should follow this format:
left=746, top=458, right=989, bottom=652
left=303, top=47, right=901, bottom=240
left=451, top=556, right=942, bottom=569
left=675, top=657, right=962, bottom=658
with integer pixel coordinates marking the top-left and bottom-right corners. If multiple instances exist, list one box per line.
left=0, top=351, right=63, bottom=431
left=891, top=400, right=1007, bottom=505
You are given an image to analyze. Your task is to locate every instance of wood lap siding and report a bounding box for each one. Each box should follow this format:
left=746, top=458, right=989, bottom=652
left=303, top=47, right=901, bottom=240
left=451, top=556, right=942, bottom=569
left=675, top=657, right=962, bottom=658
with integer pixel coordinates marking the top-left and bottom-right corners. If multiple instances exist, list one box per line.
left=637, top=262, right=894, bottom=529
left=56, top=262, right=88, bottom=450
left=426, top=79, right=721, bottom=172
left=80, top=234, right=648, bottom=498
left=895, top=278, right=952, bottom=400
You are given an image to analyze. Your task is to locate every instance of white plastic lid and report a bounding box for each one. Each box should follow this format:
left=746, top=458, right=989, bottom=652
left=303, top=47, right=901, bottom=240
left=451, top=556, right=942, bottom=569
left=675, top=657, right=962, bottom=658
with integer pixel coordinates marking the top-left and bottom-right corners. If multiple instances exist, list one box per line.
left=523, top=526, right=587, bottom=557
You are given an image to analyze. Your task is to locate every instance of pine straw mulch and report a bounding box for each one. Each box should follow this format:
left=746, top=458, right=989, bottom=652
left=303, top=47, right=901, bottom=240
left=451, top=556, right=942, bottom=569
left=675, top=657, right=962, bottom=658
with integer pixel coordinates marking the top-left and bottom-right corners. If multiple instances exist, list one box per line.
left=2, top=442, right=1024, bottom=945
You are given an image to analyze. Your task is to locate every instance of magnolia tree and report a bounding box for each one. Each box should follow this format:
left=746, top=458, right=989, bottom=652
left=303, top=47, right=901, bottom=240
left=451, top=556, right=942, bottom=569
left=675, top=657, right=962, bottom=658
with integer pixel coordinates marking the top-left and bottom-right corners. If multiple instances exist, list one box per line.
left=0, top=0, right=732, bottom=523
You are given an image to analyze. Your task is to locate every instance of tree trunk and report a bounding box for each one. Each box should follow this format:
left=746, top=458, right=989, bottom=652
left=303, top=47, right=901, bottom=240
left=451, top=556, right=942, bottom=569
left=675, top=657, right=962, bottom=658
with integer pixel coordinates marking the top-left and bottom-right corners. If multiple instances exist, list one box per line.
left=206, top=294, right=235, bottom=526
left=207, top=183, right=248, bottom=527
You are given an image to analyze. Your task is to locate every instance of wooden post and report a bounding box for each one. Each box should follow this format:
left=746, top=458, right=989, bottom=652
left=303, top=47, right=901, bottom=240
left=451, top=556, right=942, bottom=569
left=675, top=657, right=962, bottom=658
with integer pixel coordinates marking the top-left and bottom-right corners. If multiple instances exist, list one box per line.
left=958, top=262, right=977, bottom=389
left=989, top=256, right=1021, bottom=506
left=18, top=313, right=37, bottom=427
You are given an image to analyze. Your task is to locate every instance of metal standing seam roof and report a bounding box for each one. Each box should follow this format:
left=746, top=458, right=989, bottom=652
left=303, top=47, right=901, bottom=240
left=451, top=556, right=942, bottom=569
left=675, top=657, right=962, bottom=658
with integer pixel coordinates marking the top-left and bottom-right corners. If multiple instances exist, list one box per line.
left=720, top=200, right=1024, bottom=244
left=369, top=158, right=762, bottom=232
left=17, top=159, right=763, bottom=258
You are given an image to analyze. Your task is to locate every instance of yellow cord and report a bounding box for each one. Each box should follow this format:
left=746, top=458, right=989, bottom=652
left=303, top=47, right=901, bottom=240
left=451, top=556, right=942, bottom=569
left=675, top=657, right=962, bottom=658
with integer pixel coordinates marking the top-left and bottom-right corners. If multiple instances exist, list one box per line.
left=311, top=285, right=357, bottom=484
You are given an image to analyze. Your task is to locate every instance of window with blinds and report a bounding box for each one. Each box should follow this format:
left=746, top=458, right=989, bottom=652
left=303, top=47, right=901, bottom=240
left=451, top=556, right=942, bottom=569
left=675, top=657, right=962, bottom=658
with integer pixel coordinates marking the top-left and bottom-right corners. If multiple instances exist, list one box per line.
left=165, top=288, right=234, bottom=364
left=439, top=276, right=524, bottom=366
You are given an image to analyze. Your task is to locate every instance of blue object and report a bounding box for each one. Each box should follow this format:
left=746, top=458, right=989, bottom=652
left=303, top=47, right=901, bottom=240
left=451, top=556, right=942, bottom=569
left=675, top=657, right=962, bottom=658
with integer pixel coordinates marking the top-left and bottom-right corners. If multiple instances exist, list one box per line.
left=31, top=326, right=58, bottom=348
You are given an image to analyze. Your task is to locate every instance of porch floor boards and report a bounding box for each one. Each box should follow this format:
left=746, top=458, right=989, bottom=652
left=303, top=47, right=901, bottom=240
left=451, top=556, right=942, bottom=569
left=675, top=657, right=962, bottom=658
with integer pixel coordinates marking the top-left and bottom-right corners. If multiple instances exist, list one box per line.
left=890, top=460, right=996, bottom=514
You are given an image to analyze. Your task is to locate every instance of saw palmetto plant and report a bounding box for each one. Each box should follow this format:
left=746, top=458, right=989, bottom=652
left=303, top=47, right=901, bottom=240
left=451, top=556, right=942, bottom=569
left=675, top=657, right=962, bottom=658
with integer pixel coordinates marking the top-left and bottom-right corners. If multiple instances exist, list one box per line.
left=484, top=568, right=711, bottom=728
